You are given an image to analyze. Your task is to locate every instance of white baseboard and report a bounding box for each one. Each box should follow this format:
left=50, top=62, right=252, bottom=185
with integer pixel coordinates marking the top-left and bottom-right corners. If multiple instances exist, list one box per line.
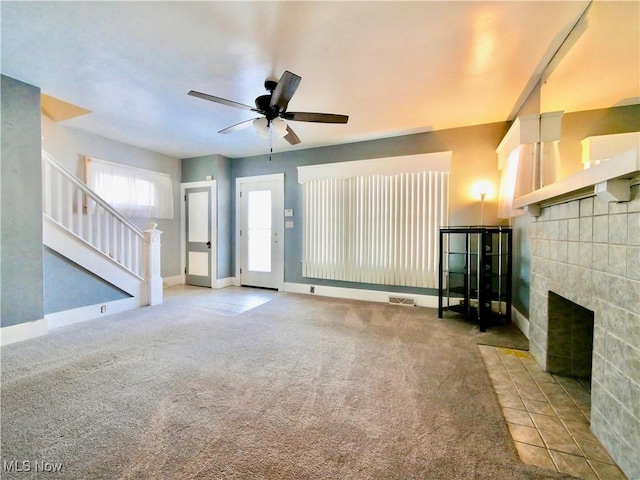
left=0, top=318, right=48, bottom=347
left=47, top=297, right=142, bottom=330
left=283, top=282, right=439, bottom=308
left=1, top=297, right=147, bottom=346
left=512, top=307, right=530, bottom=339
left=215, top=277, right=234, bottom=289
left=163, top=275, right=183, bottom=288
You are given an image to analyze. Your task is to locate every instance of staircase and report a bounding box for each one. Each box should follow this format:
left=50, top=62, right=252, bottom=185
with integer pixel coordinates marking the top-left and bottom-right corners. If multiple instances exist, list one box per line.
left=41, top=150, right=162, bottom=329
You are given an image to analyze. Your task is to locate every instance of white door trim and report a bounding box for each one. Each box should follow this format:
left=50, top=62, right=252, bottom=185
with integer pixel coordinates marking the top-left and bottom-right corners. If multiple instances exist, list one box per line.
left=180, top=180, right=217, bottom=287
left=235, top=173, right=285, bottom=291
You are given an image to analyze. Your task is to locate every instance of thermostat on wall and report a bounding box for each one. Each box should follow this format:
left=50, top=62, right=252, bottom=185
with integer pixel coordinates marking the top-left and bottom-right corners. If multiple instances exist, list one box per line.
left=284, top=209, right=294, bottom=217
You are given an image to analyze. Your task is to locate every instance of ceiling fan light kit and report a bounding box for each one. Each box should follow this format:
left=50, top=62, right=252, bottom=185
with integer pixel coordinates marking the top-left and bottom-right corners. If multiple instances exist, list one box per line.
left=188, top=70, right=349, bottom=148
left=253, top=117, right=269, bottom=138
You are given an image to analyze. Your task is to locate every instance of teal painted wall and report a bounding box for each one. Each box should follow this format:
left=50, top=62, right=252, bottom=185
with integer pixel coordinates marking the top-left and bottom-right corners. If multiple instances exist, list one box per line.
left=1, top=75, right=44, bottom=328
left=181, top=121, right=510, bottom=295
left=181, top=154, right=233, bottom=279
left=44, top=248, right=130, bottom=313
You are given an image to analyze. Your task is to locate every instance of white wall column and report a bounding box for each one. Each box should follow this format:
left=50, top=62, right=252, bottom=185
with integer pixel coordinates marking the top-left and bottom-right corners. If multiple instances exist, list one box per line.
left=144, top=222, right=163, bottom=306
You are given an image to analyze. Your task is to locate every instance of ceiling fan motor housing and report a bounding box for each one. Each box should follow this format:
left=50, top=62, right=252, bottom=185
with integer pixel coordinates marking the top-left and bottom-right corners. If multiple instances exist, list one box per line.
left=255, top=94, right=279, bottom=120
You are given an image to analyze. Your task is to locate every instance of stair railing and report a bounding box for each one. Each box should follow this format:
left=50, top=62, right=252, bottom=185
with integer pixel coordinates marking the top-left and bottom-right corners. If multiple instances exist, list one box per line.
left=42, top=150, right=148, bottom=279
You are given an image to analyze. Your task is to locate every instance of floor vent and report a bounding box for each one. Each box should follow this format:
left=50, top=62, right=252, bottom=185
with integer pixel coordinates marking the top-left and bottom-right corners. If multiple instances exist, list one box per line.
left=388, top=296, right=416, bottom=306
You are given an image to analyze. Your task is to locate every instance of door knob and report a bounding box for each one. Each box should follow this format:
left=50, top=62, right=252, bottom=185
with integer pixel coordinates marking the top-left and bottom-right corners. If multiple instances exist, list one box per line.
left=206, top=241, right=211, bottom=249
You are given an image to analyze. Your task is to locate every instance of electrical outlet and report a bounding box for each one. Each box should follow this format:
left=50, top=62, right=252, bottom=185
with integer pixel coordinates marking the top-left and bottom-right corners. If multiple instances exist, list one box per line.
left=310, top=286, right=315, bottom=294
left=100, top=305, right=107, bottom=313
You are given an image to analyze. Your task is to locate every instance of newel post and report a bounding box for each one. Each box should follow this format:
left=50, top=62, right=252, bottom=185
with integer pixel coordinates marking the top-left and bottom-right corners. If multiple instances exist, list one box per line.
left=144, top=222, right=163, bottom=306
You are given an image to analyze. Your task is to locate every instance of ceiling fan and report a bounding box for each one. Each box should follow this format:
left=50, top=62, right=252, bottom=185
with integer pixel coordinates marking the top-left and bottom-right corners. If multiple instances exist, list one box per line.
left=188, top=70, right=348, bottom=146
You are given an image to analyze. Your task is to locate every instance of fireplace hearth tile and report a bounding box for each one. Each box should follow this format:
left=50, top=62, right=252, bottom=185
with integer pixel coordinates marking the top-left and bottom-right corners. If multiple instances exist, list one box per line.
left=553, top=405, right=590, bottom=423
left=508, top=423, right=545, bottom=448
left=539, top=427, right=582, bottom=455
left=550, top=451, right=599, bottom=480
left=497, top=392, right=526, bottom=410
left=514, top=442, right=556, bottom=470
left=576, top=438, right=616, bottom=464
left=523, top=398, right=556, bottom=416
left=502, top=407, right=535, bottom=427
left=562, top=419, right=595, bottom=441
left=589, top=460, right=629, bottom=480
left=516, top=384, right=547, bottom=402
left=530, top=412, right=564, bottom=433
left=480, top=346, right=628, bottom=479
left=529, top=370, right=556, bottom=385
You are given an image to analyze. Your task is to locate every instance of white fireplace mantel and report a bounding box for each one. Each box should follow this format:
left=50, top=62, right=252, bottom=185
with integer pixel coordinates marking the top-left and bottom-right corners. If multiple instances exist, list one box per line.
left=514, top=147, right=640, bottom=216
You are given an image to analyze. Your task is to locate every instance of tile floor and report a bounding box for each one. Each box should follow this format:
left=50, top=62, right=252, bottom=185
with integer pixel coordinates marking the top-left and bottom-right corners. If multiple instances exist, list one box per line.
left=479, top=346, right=628, bottom=480
left=165, top=285, right=281, bottom=316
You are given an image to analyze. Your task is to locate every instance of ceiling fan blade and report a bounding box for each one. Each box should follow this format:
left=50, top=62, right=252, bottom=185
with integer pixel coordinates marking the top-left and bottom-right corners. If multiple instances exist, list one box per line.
left=283, top=125, right=301, bottom=145
left=270, top=71, right=301, bottom=112
left=218, top=118, right=260, bottom=134
left=283, top=112, right=349, bottom=124
left=188, top=90, right=260, bottom=113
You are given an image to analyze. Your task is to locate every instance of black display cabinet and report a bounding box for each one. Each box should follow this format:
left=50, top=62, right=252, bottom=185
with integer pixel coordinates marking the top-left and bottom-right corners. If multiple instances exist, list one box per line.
left=438, top=226, right=512, bottom=331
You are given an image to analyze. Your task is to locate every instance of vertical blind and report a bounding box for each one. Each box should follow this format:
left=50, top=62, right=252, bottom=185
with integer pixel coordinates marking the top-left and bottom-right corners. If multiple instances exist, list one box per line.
left=302, top=170, right=448, bottom=288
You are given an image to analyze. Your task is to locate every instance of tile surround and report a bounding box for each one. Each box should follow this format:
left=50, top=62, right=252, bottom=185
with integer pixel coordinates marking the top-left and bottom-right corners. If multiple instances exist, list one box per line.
left=480, top=346, right=627, bottom=480
left=524, top=184, right=640, bottom=479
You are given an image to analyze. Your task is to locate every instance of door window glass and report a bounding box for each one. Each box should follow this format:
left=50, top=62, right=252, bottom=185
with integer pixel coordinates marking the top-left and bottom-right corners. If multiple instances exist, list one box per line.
left=247, top=190, right=271, bottom=272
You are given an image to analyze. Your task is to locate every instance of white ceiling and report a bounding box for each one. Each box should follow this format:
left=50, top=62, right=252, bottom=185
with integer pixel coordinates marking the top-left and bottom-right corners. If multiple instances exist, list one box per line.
left=2, top=1, right=638, bottom=159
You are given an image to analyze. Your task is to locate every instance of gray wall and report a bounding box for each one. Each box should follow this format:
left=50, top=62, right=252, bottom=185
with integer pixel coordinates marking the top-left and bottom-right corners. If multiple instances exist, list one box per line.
left=1, top=75, right=44, bottom=328
left=181, top=154, right=233, bottom=279
left=557, top=104, right=640, bottom=179
left=181, top=121, right=510, bottom=295
left=42, top=114, right=182, bottom=278
left=44, top=248, right=130, bottom=314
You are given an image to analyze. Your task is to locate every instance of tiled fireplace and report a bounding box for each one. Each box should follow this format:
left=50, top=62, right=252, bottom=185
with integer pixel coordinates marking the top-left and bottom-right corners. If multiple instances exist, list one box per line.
left=525, top=184, right=640, bottom=478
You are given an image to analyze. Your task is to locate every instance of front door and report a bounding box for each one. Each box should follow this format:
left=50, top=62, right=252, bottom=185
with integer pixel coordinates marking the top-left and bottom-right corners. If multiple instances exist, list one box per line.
left=237, top=174, right=284, bottom=290
left=183, top=182, right=216, bottom=287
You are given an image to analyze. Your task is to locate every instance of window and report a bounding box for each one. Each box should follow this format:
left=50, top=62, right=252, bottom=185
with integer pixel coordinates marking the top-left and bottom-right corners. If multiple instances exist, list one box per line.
left=85, top=157, right=174, bottom=219
left=298, top=152, right=450, bottom=288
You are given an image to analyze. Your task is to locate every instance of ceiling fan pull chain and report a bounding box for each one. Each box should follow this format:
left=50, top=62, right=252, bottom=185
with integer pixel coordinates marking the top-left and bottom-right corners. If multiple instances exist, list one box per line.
left=269, top=126, right=273, bottom=161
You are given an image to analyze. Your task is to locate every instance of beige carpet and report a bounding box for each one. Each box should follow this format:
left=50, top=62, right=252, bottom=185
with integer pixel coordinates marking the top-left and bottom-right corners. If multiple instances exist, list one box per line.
left=1, top=287, right=575, bottom=479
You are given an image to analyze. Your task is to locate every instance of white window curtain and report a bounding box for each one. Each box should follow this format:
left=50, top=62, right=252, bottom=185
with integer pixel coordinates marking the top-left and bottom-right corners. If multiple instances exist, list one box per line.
left=299, top=153, right=450, bottom=288
left=86, top=157, right=174, bottom=219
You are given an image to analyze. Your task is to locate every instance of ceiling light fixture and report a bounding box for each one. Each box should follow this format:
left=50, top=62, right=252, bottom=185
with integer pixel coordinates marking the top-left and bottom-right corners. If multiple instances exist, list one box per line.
left=253, top=117, right=288, bottom=139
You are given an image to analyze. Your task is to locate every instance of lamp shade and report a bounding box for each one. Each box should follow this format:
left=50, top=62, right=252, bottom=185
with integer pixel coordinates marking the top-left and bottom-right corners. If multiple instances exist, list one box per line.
left=271, top=118, right=288, bottom=138
left=253, top=117, right=269, bottom=138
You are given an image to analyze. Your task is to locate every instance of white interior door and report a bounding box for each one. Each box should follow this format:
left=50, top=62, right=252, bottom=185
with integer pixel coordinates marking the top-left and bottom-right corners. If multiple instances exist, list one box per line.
left=182, top=181, right=216, bottom=287
left=237, top=174, right=284, bottom=290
